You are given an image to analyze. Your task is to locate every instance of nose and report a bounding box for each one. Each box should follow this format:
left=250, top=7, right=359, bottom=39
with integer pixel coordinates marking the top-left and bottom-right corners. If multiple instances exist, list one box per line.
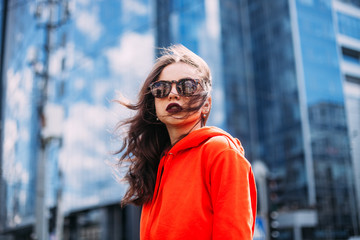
left=168, top=82, right=179, bottom=99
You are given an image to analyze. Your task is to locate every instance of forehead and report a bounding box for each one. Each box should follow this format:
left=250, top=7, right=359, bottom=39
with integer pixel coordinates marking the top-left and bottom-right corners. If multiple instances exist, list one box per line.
left=158, top=62, right=200, bottom=80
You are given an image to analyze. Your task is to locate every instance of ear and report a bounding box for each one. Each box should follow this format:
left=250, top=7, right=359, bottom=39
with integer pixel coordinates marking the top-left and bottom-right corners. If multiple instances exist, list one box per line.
left=202, top=96, right=212, bottom=114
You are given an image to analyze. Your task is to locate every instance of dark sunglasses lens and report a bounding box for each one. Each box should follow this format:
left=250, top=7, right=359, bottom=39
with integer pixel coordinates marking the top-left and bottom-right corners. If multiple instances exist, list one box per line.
left=150, top=81, right=171, bottom=98
left=150, top=79, right=198, bottom=98
left=177, top=79, right=197, bottom=96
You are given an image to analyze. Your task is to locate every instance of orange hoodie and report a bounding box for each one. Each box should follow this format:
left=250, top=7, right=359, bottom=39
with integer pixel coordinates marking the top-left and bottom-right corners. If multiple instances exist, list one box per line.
left=140, top=126, right=257, bottom=240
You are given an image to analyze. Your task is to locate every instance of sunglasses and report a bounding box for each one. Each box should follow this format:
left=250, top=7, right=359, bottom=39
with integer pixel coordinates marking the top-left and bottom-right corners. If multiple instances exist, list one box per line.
left=149, top=78, right=201, bottom=98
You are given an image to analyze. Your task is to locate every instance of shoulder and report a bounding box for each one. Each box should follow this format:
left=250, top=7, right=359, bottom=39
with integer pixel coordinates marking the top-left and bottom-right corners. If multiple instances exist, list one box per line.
left=205, top=135, right=235, bottom=146
left=203, top=135, right=243, bottom=155
left=201, top=135, right=250, bottom=167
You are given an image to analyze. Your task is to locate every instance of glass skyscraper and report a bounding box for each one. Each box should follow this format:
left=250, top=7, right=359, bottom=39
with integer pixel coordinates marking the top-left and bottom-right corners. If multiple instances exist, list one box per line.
left=154, top=0, right=226, bottom=129
left=335, top=0, right=360, bottom=237
left=0, top=0, right=150, bottom=239
left=222, top=0, right=359, bottom=239
left=0, top=1, right=40, bottom=235
left=156, top=0, right=360, bottom=239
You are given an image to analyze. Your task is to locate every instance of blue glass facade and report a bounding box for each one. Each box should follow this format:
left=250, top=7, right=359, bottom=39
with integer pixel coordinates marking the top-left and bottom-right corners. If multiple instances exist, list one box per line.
left=246, top=0, right=308, bottom=210
left=219, top=0, right=256, bottom=161
left=156, top=0, right=205, bottom=53
left=1, top=0, right=150, bottom=238
left=339, top=0, right=360, bottom=8
left=155, top=0, right=225, bottom=129
left=295, top=0, right=357, bottom=237
left=58, top=0, right=153, bottom=213
left=337, top=12, right=360, bottom=40
left=0, top=2, right=40, bottom=231
left=336, top=0, right=360, bottom=236
left=0, top=0, right=6, bottom=230
left=218, top=0, right=359, bottom=239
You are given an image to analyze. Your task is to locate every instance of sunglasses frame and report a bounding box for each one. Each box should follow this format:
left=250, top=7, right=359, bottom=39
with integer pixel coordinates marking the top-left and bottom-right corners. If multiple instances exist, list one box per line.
left=149, top=78, right=201, bottom=98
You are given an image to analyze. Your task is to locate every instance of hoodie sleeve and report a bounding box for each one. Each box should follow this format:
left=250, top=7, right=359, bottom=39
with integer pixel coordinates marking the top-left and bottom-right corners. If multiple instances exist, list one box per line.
left=210, top=148, right=257, bottom=240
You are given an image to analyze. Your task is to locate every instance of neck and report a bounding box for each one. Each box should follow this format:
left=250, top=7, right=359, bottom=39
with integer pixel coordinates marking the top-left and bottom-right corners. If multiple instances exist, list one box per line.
left=167, top=121, right=202, bottom=146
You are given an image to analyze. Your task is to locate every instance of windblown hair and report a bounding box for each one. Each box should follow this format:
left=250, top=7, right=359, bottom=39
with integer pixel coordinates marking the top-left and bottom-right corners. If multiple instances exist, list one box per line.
left=116, top=44, right=212, bottom=206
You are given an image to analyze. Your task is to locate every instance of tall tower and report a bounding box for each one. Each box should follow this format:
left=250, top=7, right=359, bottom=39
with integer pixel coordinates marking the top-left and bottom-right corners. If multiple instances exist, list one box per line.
left=155, top=1, right=359, bottom=238
left=334, top=0, right=360, bottom=230
left=154, top=0, right=226, bottom=130
left=221, top=0, right=359, bottom=239
left=0, top=0, right=8, bottom=232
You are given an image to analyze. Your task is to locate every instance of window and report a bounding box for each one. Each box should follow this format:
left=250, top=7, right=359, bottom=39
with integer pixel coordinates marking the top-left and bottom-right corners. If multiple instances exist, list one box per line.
left=345, top=74, right=360, bottom=84
left=342, top=47, right=360, bottom=64
left=337, top=13, right=360, bottom=40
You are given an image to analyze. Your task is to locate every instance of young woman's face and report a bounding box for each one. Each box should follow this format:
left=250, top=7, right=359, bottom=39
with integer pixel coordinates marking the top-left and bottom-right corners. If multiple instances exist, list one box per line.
left=153, top=62, right=210, bottom=129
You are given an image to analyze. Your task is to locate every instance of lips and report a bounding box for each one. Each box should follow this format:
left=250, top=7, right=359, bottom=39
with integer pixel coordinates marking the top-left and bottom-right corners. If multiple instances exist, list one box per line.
left=166, top=103, right=183, bottom=114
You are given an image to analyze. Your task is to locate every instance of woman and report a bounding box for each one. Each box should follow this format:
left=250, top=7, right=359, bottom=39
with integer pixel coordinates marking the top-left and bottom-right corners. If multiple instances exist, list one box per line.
left=116, top=44, right=257, bottom=239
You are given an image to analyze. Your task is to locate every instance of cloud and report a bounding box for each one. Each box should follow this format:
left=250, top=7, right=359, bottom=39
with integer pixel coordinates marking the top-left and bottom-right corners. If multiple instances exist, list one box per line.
left=205, top=0, right=220, bottom=38
left=60, top=102, right=108, bottom=151
left=75, top=8, right=103, bottom=41
left=7, top=69, right=21, bottom=97
left=74, top=77, right=86, bottom=91
left=62, top=181, right=125, bottom=213
left=49, top=48, right=65, bottom=76
left=76, top=0, right=91, bottom=6
left=3, top=125, right=30, bottom=187
left=63, top=194, right=100, bottom=212
left=59, top=102, right=125, bottom=211
left=3, top=119, right=17, bottom=179
left=122, top=0, right=148, bottom=16
left=5, top=67, right=33, bottom=121
left=2, top=67, right=36, bottom=213
left=65, top=42, right=94, bottom=71
left=93, top=80, right=111, bottom=103
left=104, top=32, right=154, bottom=97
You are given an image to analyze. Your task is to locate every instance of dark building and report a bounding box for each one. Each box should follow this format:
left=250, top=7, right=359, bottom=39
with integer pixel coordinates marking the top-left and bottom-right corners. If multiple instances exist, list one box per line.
left=62, top=204, right=140, bottom=240
left=155, top=0, right=359, bottom=239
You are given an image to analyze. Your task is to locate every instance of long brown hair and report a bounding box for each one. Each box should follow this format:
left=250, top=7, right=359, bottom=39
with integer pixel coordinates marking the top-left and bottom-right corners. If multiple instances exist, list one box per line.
left=116, top=44, right=212, bottom=206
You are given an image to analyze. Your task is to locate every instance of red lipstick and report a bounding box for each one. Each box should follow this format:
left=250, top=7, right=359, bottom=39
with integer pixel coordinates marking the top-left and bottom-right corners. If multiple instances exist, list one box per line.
left=166, top=103, right=183, bottom=114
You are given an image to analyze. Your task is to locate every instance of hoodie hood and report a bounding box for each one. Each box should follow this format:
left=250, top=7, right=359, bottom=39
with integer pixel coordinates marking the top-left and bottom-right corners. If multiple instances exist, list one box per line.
left=168, top=126, right=244, bottom=156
